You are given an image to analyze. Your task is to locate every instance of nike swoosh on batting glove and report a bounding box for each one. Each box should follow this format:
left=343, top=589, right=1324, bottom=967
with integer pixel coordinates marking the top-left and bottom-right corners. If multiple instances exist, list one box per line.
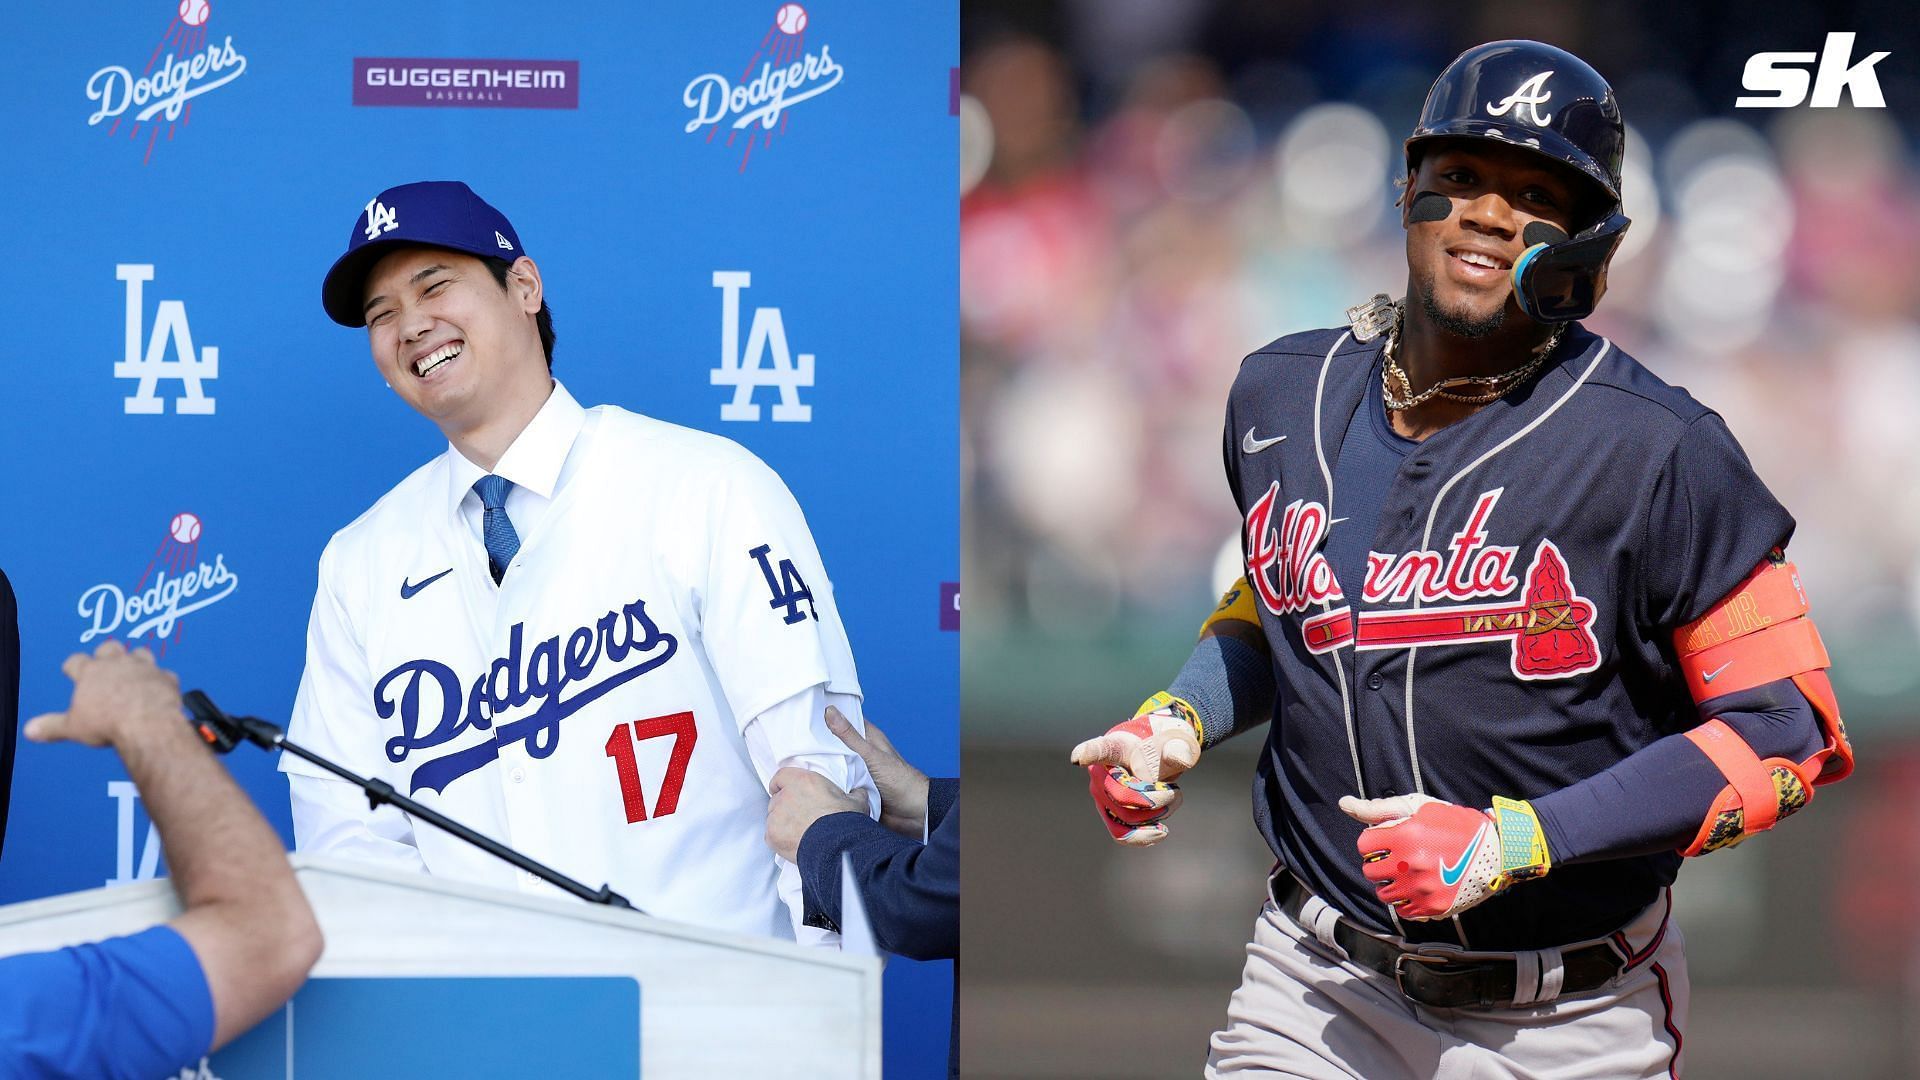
left=1339, top=793, right=1551, bottom=920
left=1070, top=693, right=1203, bottom=846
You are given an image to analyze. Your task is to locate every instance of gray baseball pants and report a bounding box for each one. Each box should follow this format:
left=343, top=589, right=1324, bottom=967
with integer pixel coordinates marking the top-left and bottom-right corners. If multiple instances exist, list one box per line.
left=1206, top=888, right=1686, bottom=1079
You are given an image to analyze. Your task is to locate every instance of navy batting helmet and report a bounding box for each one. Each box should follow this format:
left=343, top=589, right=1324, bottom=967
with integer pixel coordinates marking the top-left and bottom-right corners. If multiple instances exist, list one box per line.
left=1406, top=40, right=1630, bottom=323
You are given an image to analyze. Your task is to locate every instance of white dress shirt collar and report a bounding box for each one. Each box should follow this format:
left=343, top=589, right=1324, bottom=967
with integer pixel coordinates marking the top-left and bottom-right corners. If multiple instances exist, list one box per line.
left=445, top=380, right=587, bottom=517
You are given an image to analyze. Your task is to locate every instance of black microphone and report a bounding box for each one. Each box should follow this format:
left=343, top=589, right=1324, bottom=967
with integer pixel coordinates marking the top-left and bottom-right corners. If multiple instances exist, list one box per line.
left=183, top=689, right=279, bottom=753
left=183, top=688, right=636, bottom=911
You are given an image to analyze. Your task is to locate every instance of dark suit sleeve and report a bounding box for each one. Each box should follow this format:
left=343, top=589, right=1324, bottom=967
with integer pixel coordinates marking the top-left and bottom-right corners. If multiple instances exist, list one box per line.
left=796, top=781, right=959, bottom=961
left=0, top=569, right=17, bottom=863
left=926, top=777, right=958, bottom=833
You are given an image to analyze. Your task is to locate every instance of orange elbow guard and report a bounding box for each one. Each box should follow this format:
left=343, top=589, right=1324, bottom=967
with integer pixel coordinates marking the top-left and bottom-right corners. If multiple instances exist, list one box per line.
left=1673, top=554, right=1854, bottom=856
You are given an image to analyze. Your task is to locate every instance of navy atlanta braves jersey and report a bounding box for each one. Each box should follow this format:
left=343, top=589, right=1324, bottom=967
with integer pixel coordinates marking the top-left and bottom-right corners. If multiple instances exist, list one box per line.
left=1226, top=324, right=1793, bottom=950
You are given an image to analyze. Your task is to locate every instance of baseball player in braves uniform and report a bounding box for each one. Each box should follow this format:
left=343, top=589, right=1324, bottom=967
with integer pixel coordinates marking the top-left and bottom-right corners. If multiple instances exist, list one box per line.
left=1072, top=42, right=1854, bottom=1078
left=283, top=180, right=876, bottom=947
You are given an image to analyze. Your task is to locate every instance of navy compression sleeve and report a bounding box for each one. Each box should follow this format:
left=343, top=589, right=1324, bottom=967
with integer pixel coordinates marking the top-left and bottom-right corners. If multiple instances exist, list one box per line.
left=1167, top=633, right=1278, bottom=750
left=1531, top=677, right=1824, bottom=864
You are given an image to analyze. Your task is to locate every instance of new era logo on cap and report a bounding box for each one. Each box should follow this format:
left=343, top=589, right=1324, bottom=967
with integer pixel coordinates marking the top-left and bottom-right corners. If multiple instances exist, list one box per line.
left=321, top=180, right=528, bottom=327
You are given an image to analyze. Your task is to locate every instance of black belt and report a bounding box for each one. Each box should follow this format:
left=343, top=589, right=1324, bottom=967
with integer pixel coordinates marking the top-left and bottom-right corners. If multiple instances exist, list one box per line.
left=1270, top=873, right=1629, bottom=1009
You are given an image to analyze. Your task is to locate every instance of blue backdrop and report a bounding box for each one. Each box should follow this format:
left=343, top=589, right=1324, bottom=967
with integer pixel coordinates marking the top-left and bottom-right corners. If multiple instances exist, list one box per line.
left=4, top=1, right=957, bottom=1074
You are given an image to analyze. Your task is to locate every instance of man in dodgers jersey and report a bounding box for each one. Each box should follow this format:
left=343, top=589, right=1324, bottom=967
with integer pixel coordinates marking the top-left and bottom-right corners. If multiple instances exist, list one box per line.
left=1071, top=42, right=1854, bottom=1077
left=286, top=180, right=876, bottom=946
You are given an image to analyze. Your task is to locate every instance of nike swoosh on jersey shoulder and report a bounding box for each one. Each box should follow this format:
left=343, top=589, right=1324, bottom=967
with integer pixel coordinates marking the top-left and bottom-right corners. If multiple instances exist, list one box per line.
left=1242, top=428, right=1288, bottom=454
left=400, top=568, right=454, bottom=599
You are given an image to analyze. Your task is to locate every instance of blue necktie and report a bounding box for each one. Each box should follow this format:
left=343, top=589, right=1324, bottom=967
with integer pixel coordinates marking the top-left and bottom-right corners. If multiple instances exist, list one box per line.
left=473, top=475, right=521, bottom=584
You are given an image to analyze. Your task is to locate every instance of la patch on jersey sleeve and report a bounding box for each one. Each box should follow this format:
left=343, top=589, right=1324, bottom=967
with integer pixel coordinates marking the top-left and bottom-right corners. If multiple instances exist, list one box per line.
left=699, top=457, right=861, bottom=728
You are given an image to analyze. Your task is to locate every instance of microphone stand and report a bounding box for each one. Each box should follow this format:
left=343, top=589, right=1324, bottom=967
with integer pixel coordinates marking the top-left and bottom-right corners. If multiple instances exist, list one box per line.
left=184, top=689, right=636, bottom=912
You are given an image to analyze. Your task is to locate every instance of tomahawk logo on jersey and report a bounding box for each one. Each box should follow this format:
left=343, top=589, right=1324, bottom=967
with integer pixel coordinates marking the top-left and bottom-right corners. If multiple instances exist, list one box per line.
left=283, top=386, right=870, bottom=945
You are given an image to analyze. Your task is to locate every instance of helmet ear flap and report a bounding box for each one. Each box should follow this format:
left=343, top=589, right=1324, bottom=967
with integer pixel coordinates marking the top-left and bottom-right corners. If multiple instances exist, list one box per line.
left=1511, top=213, right=1630, bottom=323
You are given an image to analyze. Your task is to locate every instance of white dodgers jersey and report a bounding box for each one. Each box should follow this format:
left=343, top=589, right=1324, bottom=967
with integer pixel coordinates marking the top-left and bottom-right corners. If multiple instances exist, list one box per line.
left=282, top=403, right=862, bottom=941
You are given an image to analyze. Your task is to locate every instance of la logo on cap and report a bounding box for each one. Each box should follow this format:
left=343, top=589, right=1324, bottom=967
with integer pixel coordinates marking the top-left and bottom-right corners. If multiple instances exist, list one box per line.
left=364, top=198, right=400, bottom=242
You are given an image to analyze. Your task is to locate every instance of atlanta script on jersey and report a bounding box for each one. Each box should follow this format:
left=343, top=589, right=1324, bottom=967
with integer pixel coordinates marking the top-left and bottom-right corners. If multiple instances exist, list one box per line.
left=1224, top=324, right=1793, bottom=950
left=283, top=391, right=863, bottom=942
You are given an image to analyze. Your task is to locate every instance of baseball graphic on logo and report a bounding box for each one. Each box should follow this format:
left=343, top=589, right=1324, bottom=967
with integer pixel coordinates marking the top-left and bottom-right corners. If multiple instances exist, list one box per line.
left=775, top=3, right=807, bottom=34
left=170, top=512, right=202, bottom=544
left=178, top=0, right=211, bottom=27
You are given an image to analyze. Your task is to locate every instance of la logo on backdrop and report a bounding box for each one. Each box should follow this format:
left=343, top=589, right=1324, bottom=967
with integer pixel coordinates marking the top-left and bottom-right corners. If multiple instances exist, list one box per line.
left=711, top=271, right=814, bottom=422
left=683, top=3, right=845, bottom=171
left=116, top=264, right=219, bottom=414
left=83, top=0, right=248, bottom=165
left=76, top=512, right=240, bottom=658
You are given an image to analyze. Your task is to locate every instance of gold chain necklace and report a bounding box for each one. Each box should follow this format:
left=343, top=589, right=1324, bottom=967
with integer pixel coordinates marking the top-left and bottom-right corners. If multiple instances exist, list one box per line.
left=1374, top=301, right=1563, bottom=411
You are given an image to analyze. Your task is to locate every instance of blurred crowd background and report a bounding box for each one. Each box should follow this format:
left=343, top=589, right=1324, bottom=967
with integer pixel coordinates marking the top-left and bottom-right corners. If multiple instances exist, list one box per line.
left=959, top=2, right=1920, bottom=1077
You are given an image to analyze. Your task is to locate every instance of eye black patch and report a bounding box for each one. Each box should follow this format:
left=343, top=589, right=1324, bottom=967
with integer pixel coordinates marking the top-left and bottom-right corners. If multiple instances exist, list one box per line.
left=1407, top=191, right=1452, bottom=224
left=1523, top=221, right=1570, bottom=248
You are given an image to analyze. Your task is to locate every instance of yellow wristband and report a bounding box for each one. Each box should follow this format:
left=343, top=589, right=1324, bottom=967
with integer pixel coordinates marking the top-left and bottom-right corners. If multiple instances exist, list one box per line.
left=1135, top=691, right=1204, bottom=744
left=1489, top=795, right=1552, bottom=886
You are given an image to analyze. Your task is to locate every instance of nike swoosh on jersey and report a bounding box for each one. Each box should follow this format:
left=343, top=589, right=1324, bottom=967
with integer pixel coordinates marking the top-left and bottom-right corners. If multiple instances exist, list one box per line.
left=400, top=568, right=453, bottom=599
left=1243, top=428, right=1287, bottom=454
left=1702, top=660, right=1734, bottom=683
left=1439, top=826, right=1487, bottom=887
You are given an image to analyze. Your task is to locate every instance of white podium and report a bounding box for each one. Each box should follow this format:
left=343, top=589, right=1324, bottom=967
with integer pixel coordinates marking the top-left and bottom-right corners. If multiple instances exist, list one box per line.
left=0, top=854, right=882, bottom=1078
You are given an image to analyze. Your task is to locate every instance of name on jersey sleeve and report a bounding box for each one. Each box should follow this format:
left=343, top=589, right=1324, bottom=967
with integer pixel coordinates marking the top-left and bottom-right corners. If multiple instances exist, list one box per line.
left=1243, top=485, right=1603, bottom=679
left=375, top=594, right=680, bottom=795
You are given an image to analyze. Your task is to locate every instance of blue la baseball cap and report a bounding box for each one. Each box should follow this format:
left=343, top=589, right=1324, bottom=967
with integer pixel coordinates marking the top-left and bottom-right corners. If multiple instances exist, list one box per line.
left=321, top=180, right=527, bottom=327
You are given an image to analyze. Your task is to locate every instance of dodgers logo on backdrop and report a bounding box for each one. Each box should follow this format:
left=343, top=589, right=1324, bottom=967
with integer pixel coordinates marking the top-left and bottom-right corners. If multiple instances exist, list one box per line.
left=376, top=598, right=679, bottom=796
left=711, top=271, right=814, bottom=422
left=84, top=2, right=248, bottom=165
left=683, top=4, right=844, bottom=171
left=351, top=57, right=579, bottom=109
left=77, top=513, right=240, bottom=654
left=116, top=264, right=218, bottom=415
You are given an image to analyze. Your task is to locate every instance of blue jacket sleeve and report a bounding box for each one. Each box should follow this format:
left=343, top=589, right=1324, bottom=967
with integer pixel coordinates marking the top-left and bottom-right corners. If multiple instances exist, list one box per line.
left=797, top=779, right=959, bottom=961
left=0, top=924, right=215, bottom=1080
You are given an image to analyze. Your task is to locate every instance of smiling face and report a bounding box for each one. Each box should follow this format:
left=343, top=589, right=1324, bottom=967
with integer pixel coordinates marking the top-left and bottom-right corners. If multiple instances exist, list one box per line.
left=360, top=247, right=549, bottom=434
left=1403, top=139, right=1591, bottom=339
